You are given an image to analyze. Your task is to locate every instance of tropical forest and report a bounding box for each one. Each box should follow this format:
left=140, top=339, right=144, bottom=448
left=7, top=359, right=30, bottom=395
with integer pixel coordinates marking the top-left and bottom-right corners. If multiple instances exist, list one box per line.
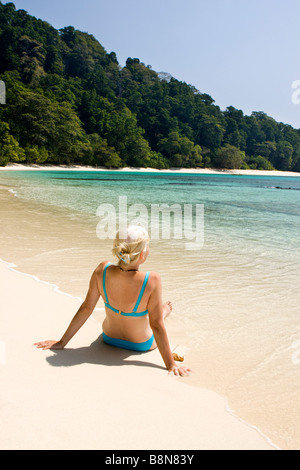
left=0, top=1, right=300, bottom=172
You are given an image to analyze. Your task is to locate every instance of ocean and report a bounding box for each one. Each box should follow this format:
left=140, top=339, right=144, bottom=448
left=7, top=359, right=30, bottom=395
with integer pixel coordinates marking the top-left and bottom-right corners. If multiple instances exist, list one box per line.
left=0, top=169, right=299, bottom=449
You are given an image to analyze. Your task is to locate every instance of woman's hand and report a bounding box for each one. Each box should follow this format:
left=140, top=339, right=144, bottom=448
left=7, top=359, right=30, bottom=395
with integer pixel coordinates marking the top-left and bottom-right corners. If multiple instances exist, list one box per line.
left=168, top=364, right=192, bottom=377
left=34, top=340, right=65, bottom=350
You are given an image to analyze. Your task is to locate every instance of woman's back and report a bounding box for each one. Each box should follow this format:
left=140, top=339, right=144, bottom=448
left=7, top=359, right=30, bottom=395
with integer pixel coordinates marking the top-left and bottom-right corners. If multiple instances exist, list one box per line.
left=101, top=262, right=151, bottom=315
left=99, top=262, right=154, bottom=344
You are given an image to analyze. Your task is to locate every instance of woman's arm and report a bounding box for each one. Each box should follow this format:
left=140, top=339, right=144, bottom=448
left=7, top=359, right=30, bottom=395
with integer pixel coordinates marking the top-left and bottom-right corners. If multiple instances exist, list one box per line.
left=34, top=268, right=101, bottom=350
left=148, top=273, right=191, bottom=377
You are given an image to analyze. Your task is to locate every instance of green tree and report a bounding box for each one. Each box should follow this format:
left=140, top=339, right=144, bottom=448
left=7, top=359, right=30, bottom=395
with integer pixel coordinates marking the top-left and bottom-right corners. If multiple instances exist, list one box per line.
left=158, top=130, right=202, bottom=167
left=18, top=35, right=46, bottom=85
left=0, top=121, right=25, bottom=166
left=88, top=134, right=122, bottom=168
left=24, top=145, right=48, bottom=164
left=147, top=151, right=169, bottom=169
left=214, top=144, right=245, bottom=169
left=104, top=106, right=152, bottom=166
left=246, top=155, right=275, bottom=170
left=194, top=115, right=224, bottom=150
left=60, top=28, right=106, bottom=78
left=3, top=80, right=89, bottom=164
left=273, top=140, right=293, bottom=170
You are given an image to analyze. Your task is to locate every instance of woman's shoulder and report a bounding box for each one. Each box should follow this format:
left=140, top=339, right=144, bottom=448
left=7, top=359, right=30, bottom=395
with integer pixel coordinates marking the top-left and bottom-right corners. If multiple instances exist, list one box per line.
left=147, top=270, right=161, bottom=285
left=95, top=261, right=111, bottom=274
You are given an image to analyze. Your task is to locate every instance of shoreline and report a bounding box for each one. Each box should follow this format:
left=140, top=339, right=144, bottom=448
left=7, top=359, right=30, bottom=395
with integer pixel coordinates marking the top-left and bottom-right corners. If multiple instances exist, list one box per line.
left=0, top=169, right=291, bottom=450
left=1, top=163, right=300, bottom=177
left=0, top=257, right=278, bottom=450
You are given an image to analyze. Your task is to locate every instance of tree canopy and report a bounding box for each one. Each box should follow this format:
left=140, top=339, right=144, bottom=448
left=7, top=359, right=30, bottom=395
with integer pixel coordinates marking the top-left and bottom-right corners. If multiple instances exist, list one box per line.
left=0, top=1, right=299, bottom=171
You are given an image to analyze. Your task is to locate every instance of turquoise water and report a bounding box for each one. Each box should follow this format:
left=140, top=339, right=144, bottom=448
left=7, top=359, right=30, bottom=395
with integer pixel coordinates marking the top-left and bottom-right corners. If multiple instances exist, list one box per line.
left=1, top=169, right=300, bottom=449
left=2, top=170, right=300, bottom=249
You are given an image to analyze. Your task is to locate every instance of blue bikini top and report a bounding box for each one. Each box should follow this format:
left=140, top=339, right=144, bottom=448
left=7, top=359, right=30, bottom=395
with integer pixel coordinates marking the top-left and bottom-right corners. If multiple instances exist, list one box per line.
left=103, top=262, right=150, bottom=317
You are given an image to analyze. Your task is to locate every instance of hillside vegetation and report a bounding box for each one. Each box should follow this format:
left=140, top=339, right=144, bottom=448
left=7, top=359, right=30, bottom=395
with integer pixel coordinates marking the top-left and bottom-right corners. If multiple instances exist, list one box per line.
left=1, top=1, right=300, bottom=172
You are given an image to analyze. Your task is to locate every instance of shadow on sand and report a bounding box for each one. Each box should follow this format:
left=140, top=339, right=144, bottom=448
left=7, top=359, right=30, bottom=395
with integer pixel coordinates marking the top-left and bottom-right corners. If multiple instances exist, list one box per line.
left=46, top=334, right=165, bottom=371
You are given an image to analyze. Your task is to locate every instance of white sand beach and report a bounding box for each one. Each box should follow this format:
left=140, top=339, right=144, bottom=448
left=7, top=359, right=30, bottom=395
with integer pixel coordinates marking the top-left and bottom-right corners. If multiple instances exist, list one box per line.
left=0, top=259, right=276, bottom=450
left=0, top=162, right=300, bottom=177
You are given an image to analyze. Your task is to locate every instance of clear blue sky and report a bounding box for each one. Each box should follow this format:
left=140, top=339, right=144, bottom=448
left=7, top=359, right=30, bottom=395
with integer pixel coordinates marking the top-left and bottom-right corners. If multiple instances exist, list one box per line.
left=10, top=0, right=300, bottom=128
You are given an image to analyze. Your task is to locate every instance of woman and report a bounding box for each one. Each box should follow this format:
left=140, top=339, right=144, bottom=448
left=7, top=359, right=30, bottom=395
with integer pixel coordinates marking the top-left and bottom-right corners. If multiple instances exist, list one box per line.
left=35, top=225, right=191, bottom=377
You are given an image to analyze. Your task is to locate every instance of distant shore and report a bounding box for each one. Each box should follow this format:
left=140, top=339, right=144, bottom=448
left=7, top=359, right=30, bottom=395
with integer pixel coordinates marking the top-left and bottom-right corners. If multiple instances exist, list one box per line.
left=1, top=163, right=300, bottom=177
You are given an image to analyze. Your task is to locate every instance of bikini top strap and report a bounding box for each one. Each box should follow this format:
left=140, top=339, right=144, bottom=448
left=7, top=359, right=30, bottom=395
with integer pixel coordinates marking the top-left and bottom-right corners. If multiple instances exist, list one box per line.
left=132, top=272, right=150, bottom=313
left=103, top=262, right=112, bottom=304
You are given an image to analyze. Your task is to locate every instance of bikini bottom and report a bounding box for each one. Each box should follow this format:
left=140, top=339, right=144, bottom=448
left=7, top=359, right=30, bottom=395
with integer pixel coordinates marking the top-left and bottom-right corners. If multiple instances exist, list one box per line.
left=102, top=332, right=155, bottom=352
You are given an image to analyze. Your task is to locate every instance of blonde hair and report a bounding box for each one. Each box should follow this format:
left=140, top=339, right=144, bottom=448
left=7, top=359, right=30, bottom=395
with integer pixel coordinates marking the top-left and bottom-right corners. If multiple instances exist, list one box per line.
left=112, top=225, right=150, bottom=266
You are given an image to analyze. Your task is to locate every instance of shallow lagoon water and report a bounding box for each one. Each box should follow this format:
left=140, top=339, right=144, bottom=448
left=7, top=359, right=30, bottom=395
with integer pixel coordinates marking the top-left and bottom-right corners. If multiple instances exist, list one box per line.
left=1, top=169, right=300, bottom=449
